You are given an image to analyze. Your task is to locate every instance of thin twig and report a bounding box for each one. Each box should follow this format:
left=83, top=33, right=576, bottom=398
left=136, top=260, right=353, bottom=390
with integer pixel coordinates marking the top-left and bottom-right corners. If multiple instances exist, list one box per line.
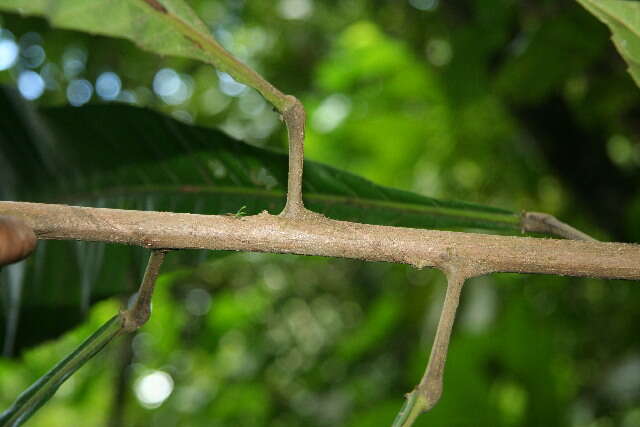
left=280, top=97, right=310, bottom=217
left=521, top=211, right=597, bottom=241
left=392, top=270, right=467, bottom=427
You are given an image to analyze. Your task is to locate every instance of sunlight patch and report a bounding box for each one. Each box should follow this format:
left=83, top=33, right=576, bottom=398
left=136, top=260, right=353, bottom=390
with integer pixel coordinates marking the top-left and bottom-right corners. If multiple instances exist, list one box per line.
left=135, top=370, right=174, bottom=409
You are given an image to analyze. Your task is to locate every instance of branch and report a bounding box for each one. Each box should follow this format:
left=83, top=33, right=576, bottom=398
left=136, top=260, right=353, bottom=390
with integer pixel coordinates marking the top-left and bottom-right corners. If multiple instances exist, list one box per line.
left=0, top=202, right=638, bottom=280
left=280, top=97, right=310, bottom=217
left=393, top=267, right=470, bottom=427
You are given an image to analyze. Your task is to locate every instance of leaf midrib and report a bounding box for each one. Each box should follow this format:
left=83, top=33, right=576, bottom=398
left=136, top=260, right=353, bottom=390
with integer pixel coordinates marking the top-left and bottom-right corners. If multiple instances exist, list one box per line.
left=54, top=184, right=521, bottom=227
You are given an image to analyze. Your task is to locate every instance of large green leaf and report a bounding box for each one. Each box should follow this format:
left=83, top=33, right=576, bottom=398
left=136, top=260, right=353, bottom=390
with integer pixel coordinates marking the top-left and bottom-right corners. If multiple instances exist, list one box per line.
left=577, top=0, right=640, bottom=87
left=0, top=88, right=519, bottom=229
left=0, top=87, right=519, bottom=355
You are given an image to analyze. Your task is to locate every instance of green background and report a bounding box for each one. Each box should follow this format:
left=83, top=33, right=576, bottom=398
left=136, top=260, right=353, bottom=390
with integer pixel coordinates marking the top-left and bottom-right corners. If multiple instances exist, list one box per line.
left=1, top=0, right=640, bottom=426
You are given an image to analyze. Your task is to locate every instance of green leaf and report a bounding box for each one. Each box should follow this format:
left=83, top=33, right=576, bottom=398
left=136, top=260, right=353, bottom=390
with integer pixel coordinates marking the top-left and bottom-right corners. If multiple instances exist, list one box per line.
left=0, top=0, right=209, bottom=60
left=0, top=86, right=518, bottom=355
left=577, top=0, right=640, bottom=87
left=0, top=314, right=123, bottom=426
left=0, top=0, right=287, bottom=108
left=0, top=90, right=519, bottom=231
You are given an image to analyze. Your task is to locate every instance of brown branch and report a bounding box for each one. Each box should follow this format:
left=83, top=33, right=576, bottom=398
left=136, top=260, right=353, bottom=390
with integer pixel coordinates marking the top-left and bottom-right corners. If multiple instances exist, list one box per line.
left=415, top=270, right=466, bottom=408
left=393, top=263, right=475, bottom=427
left=280, top=96, right=309, bottom=217
left=0, top=202, right=638, bottom=280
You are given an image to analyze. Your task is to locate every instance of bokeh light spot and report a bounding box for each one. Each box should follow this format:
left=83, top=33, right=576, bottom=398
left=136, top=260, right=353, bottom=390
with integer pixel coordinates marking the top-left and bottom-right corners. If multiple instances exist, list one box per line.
left=238, top=89, right=266, bottom=116
left=185, top=288, right=212, bottom=316
left=426, top=38, right=452, bottom=66
left=62, top=46, right=87, bottom=79
left=217, top=71, right=246, bottom=97
left=153, top=68, right=181, bottom=97
left=409, top=0, right=439, bottom=11
left=18, top=31, right=42, bottom=49
left=452, top=159, right=482, bottom=189
left=134, top=370, right=174, bottom=409
left=40, top=63, right=61, bottom=90
left=66, top=79, right=93, bottom=106
left=607, top=134, right=638, bottom=169
left=0, top=39, right=18, bottom=71
left=96, top=71, right=122, bottom=100
left=21, top=44, right=46, bottom=68
left=278, top=0, right=314, bottom=20
left=17, top=70, right=45, bottom=100
left=312, top=94, right=351, bottom=133
left=153, top=68, right=193, bottom=104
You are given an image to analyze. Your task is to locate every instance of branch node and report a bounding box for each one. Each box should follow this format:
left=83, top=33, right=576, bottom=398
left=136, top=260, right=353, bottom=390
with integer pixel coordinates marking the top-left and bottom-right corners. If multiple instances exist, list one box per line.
left=122, top=249, right=168, bottom=332
left=435, top=249, right=492, bottom=280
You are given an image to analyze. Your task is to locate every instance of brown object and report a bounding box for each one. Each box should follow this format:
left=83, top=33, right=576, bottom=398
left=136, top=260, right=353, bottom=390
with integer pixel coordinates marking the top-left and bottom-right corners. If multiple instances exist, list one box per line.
left=0, top=201, right=638, bottom=280
left=0, top=215, right=37, bottom=267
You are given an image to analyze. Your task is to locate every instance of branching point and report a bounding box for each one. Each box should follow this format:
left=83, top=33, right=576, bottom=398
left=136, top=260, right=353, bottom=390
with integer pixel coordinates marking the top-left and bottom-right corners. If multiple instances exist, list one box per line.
left=122, top=249, right=168, bottom=332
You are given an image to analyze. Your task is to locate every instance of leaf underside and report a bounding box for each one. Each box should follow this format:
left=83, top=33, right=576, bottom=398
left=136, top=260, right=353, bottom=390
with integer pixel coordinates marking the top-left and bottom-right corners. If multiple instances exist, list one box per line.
left=0, top=0, right=280, bottom=105
left=577, top=0, right=640, bottom=87
left=0, top=0, right=213, bottom=66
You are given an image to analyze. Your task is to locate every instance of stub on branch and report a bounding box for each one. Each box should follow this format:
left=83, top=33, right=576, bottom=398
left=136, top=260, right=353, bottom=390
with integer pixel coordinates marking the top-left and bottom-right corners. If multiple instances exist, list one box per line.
left=0, top=215, right=37, bottom=267
left=521, top=211, right=596, bottom=241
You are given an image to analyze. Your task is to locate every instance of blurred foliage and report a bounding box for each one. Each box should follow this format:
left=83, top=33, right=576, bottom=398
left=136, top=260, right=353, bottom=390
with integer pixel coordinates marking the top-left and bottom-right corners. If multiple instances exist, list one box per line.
left=1, top=0, right=640, bottom=426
